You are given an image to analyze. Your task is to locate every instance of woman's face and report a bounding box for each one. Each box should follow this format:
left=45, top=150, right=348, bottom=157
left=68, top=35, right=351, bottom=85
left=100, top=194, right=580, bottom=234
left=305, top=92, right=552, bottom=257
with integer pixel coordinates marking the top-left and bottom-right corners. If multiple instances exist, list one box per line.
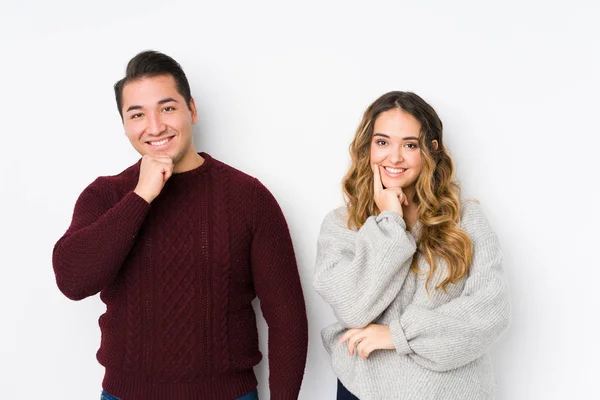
left=369, top=108, right=423, bottom=191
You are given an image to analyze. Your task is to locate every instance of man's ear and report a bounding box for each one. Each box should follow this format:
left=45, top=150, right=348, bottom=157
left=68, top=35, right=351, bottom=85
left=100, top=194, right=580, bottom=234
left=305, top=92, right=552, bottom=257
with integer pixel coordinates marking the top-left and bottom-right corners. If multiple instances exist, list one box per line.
left=189, top=98, right=198, bottom=124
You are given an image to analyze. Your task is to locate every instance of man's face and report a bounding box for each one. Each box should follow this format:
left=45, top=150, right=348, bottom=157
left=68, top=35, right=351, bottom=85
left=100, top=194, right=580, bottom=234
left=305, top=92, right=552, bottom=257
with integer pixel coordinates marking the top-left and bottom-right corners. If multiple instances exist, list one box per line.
left=121, top=74, right=198, bottom=167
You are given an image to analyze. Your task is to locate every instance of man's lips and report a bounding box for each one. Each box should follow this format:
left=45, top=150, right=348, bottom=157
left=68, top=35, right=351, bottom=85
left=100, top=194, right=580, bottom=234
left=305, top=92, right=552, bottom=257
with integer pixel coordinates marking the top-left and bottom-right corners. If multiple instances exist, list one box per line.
left=146, top=136, right=174, bottom=146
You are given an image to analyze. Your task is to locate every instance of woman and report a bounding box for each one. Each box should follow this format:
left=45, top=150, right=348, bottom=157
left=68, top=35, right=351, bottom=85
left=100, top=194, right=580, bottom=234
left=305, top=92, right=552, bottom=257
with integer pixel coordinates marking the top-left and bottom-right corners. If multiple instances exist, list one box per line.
left=314, top=91, right=509, bottom=400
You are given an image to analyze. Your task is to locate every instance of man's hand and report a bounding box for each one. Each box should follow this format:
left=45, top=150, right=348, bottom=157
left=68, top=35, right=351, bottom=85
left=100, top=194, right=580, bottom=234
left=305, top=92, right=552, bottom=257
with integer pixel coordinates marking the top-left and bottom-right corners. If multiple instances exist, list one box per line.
left=339, top=324, right=395, bottom=360
left=134, top=155, right=174, bottom=203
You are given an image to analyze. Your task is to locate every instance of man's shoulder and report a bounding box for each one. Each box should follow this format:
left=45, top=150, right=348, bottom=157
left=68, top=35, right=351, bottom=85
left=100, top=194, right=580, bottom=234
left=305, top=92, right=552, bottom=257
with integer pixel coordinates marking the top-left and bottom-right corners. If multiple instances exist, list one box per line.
left=209, top=155, right=258, bottom=189
left=208, top=155, right=286, bottom=211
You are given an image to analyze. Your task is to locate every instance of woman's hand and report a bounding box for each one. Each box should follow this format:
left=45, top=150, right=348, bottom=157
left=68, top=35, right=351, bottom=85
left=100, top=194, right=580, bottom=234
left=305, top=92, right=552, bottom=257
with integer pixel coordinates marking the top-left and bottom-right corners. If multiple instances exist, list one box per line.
left=372, top=164, right=408, bottom=216
left=338, top=324, right=395, bottom=359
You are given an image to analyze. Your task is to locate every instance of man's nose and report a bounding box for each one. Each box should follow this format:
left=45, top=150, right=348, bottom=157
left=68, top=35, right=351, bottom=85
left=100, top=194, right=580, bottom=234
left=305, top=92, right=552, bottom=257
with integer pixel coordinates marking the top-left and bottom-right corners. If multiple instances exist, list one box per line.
left=146, top=113, right=166, bottom=135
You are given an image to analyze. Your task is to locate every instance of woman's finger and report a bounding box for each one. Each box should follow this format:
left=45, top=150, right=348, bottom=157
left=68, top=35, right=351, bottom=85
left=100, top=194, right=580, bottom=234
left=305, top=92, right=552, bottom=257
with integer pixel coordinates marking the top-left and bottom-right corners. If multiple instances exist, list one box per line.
left=357, top=339, right=373, bottom=359
left=372, top=164, right=384, bottom=193
left=347, top=330, right=368, bottom=356
left=339, top=328, right=362, bottom=344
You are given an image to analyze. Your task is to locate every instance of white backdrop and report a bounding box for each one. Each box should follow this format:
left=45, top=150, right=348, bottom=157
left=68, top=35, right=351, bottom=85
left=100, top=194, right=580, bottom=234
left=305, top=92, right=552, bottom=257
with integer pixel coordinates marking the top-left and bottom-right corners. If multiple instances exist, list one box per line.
left=1, top=0, right=599, bottom=398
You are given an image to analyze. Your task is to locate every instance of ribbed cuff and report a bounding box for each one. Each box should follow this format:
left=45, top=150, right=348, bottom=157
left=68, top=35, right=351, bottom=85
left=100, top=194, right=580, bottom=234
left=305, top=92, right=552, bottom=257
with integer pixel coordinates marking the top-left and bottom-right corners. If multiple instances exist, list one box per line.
left=376, top=210, right=406, bottom=227
left=123, top=191, right=152, bottom=214
left=389, top=319, right=412, bottom=355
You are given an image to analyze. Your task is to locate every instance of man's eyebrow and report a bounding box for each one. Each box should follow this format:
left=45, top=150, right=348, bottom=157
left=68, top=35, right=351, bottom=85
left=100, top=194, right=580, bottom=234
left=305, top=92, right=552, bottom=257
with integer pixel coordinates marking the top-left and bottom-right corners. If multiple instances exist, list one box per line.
left=126, top=105, right=142, bottom=113
left=125, top=98, right=178, bottom=113
left=158, top=97, right=178, bottom=105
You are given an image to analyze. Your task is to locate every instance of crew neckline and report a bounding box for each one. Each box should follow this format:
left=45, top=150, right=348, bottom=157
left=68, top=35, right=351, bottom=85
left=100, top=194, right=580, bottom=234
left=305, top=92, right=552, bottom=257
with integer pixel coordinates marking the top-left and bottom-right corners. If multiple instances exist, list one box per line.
left=170, top=152, right=213, bottom=179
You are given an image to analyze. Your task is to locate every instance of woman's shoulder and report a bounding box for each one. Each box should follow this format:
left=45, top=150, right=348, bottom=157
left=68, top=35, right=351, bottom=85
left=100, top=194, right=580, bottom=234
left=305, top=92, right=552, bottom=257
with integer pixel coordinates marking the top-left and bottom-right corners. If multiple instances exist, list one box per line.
left=323, top=206, right=348, bottom=225
left=320, top=206, right=354, bottom=233
left=460, top=199, right=495, bottom=241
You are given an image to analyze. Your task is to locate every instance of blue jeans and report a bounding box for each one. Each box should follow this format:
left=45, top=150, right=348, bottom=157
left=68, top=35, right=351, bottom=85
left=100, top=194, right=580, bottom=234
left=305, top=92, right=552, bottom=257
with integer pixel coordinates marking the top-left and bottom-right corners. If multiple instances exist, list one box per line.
left=337, top=379, right=359, bottom=400
left=101, top=388, right=258, bottom=399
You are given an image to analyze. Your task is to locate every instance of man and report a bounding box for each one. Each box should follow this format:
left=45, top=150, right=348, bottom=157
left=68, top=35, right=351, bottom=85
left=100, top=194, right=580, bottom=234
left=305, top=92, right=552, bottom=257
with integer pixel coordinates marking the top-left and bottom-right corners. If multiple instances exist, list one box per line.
left=52, top=50, right=308, bottom=400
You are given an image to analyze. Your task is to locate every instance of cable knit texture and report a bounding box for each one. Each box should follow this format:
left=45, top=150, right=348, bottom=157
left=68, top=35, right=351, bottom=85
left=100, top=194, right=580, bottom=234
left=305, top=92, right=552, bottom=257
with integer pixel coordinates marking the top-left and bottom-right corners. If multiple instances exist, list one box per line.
left=314, top=202, right=510, bottom=400
left=53, top=153, right=308, bottom=400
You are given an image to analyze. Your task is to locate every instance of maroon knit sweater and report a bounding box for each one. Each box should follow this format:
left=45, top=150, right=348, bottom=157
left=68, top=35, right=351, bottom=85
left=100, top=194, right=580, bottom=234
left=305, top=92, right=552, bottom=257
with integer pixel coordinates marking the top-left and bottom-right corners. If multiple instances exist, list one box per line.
left=52, top=153, right=308, bottom=400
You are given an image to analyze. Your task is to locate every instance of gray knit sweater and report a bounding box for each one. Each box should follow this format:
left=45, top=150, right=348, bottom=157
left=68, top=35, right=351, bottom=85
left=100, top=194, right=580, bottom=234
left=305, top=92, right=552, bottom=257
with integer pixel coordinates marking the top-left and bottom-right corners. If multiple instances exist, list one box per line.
left=314, top=201, right=509, bottom=400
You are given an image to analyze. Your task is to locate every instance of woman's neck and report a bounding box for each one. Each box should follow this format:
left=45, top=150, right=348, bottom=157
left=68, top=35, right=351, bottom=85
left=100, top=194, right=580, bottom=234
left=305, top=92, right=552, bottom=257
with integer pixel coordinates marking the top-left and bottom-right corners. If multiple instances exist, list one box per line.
left=402, top=186, right=419, bottom=229
left=402, top=202, right=419, bottom=230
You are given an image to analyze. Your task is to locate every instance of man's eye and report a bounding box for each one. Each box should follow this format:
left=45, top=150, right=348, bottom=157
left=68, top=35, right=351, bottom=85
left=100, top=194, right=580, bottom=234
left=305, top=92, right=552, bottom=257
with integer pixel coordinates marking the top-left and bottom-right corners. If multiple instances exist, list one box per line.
left=162, top=106, right=175, bottom=112
left=131, top=113, right=143, bottom=119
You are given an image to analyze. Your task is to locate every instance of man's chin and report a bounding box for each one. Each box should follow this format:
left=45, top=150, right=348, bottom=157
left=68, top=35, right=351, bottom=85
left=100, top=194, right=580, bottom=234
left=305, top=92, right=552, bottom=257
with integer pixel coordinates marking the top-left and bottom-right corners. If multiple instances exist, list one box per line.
left=144, top=148, right=173, bottom=157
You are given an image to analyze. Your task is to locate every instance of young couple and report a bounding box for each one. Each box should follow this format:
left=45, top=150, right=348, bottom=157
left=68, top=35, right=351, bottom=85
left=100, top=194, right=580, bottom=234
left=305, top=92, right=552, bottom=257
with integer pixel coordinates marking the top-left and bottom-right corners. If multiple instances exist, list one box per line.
left=53, top=51, right=509, bottom=400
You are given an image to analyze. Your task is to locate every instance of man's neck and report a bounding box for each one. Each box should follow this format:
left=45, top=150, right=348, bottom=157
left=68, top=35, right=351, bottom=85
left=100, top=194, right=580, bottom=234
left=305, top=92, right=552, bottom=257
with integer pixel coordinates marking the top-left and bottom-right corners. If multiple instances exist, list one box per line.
left=174, top=152, right=204, bottom=173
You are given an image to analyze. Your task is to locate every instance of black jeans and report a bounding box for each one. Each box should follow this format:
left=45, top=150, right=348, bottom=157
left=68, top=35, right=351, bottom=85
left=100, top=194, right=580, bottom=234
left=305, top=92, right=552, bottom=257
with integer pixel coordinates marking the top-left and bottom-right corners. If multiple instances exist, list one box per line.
left=337, top=379, right=359, bottom=400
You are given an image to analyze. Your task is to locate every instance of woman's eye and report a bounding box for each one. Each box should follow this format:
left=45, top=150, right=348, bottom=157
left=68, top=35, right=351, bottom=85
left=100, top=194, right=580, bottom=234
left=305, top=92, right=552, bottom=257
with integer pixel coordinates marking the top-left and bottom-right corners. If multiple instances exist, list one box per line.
left=406, top=143, right=418, bottom=149
left=375, top=139, right=387, bottom=146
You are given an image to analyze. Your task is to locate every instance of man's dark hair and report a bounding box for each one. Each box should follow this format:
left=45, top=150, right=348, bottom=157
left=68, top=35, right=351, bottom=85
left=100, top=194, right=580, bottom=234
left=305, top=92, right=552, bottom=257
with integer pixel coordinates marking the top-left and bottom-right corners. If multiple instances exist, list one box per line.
left=114, top=50, right=192, bottom=119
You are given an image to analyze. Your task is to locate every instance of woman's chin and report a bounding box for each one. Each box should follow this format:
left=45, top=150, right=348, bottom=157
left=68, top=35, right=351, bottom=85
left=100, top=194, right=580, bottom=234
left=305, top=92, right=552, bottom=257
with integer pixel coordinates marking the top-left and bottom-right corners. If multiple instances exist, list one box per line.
left=381, top=180, right=404, bottom=190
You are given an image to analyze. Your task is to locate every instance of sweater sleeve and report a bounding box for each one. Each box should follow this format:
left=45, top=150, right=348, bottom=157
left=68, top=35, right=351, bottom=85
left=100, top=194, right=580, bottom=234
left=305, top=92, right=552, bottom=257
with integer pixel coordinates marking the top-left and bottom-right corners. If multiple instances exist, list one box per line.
left=52, top=178, right=150, bottom=301
left=314, top=209, right=417, bottom=328
left=249, top=179, right=308, bottom=400
left=389, top=232, right=510, bottom=372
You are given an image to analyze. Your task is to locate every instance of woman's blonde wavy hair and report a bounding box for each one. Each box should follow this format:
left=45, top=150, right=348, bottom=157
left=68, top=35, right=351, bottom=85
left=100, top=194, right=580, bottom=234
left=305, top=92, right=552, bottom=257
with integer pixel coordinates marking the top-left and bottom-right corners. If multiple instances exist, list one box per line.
left=342, top=91, right=473, bottom=291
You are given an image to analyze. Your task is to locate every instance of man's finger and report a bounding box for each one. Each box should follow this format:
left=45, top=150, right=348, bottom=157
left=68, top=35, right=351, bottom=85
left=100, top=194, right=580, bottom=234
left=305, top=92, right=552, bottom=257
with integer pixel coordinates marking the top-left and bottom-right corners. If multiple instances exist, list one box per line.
left=163, top=167, right=173, bottom=181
